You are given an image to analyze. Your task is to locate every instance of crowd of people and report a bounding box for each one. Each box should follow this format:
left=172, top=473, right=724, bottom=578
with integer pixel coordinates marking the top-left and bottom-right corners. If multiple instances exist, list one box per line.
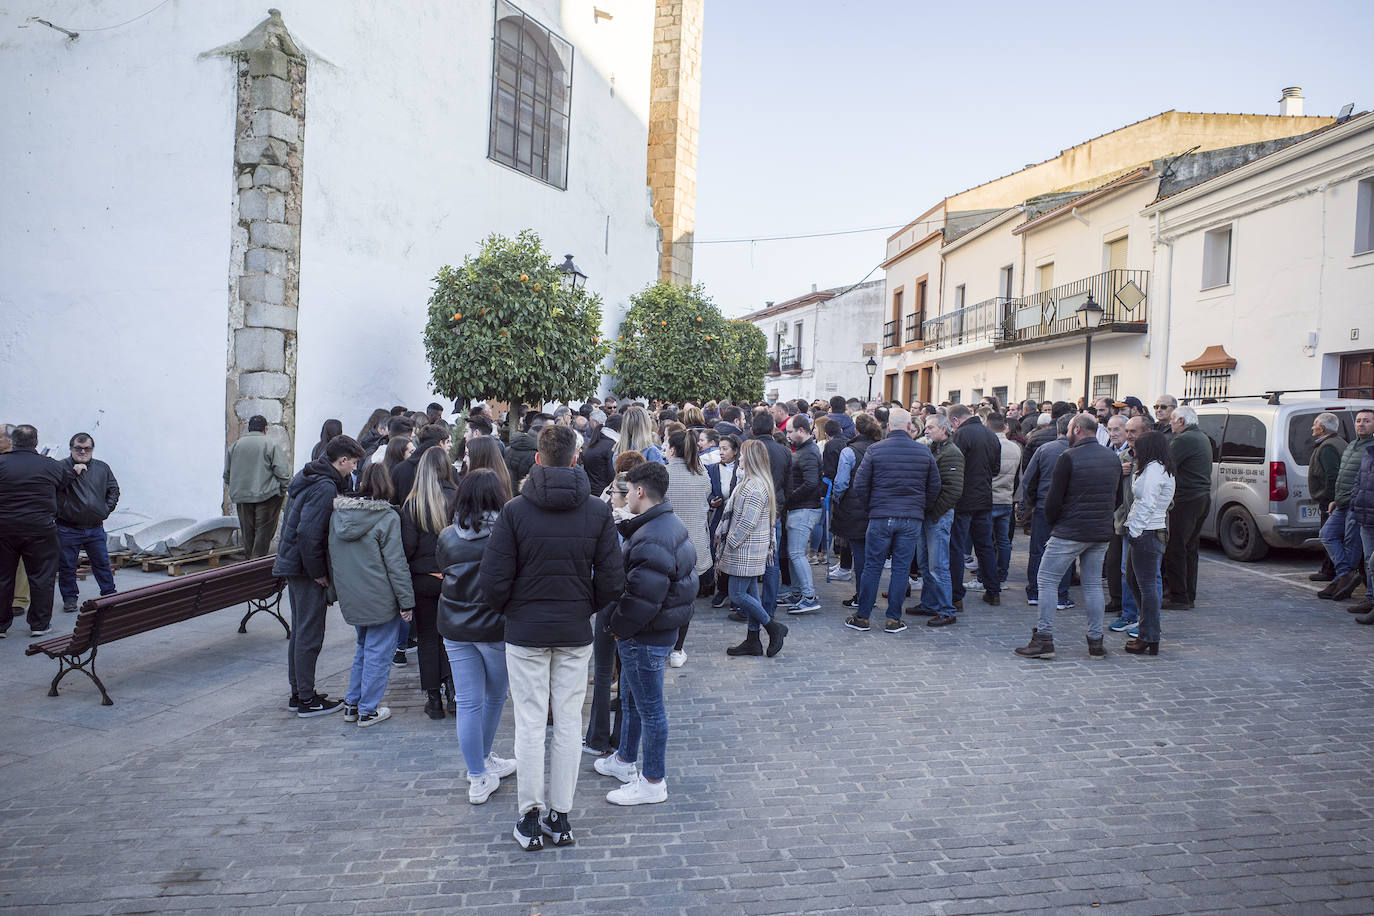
left=2, top=391, right=1372, bottom=851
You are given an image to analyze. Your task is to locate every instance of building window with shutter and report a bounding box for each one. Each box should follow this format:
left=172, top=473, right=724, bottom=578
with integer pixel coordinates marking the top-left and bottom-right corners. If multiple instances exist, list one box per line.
left=1356, top=178, right=1374, bottom=255
left=1201, top=225, right=1233, bottom=289
left=489, top=1, right=573, bottom=189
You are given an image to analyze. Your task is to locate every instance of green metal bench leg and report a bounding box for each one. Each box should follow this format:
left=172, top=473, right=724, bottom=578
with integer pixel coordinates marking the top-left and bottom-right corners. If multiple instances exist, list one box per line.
left=48, top=650, right=114, bottom=706
left=238, top=592, right=290, bottom=638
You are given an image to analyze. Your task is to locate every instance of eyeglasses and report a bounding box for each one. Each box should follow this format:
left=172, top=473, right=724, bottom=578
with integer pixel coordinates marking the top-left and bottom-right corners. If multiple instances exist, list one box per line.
left=71, top=445, right=93, bottom=453
left=1153, top=405, right=1170, bottom=410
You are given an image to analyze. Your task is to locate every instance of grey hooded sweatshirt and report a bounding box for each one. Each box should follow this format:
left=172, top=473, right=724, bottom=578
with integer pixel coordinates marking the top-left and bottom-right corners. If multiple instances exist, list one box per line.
left=327, top=496, right=415, bottom=627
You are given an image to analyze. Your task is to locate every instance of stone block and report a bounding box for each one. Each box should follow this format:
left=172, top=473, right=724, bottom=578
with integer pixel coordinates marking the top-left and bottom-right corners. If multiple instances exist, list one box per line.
left=240, top=272, right=285, bottom=305
left=253, top=164, right=292, bottom=191
left=245, top=247, right=287, bottom=276
left=234, top=397, right=283, bottom=423
left=248, top=48, right=289, bottom=80
left=252, top=109, right=299, bottom=143
left=236, top=171, right=254, bottom=189
left=249, top=221, right=295, bottom=251
left=250, top=76, right=292, bottom=113
left=240, top=189, right=285, bottom=222
left=245, top=302, right=297, bottom=330
left=234, top=327, right=286, bottom=372
left=235, top=137, right=288, bottom=166
left=237, top=371, right=291, bottom=399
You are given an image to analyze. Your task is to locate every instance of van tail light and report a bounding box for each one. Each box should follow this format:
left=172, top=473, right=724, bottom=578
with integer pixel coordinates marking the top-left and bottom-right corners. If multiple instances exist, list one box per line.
left=1269, top=461, right=1288, bottom=502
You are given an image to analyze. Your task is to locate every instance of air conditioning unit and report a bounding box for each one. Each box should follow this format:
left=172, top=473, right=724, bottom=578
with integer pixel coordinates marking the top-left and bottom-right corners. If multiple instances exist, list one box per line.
left=775, top=320, right=788, bottom=335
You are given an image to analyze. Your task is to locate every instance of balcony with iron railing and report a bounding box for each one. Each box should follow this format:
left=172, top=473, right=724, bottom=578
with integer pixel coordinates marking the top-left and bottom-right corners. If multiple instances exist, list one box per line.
left=904, top=312, right=923, bottom=344
left=779, top=345, right=801, bottom=373
left=883, top=320, right=899, bottom=350
left=921, top=297, right=1011, bottom=351
left=997, top=269, right=1149, bottom=349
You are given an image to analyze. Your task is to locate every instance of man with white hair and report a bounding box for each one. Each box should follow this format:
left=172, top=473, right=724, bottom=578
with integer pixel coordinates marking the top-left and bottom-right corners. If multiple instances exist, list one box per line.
left=1162, top=405, right=1213, bottom=610
left=1307, top=412, right=1346, bottom=583
left=1153, top=394, right=1178, bottom=440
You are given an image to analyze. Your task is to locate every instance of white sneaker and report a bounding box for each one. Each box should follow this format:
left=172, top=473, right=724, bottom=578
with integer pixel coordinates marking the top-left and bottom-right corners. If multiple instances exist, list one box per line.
left=607, top=775, right=668, bottom=806
left=883, top=558, right=892, bottom=569
left=668, top=650, right=686, bottom=668
left=830, top=567, right=853, bottom=581
left=468, top=772, right=500, bottom=805
left=357, top=706, right=391, bottom=727
left=594, top=753, right=638, bottom=784
left=485, top=753, right=516, bottom=779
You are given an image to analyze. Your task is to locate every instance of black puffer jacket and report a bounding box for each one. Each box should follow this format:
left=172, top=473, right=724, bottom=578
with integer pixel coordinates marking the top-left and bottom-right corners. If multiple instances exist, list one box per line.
left=436, top=516, right=504, bottom=643
left=504, top=432, right=538, bottom=491
left=952, top=417, right=1000, bottom=512
left=1021, top=426, right=1056, bottom=471
left=273, top=457, right=346, bottom=579
left=56, top=458, right=120, bottom=528
left=479, top=463, right=625, bottom=648
left=1044, top=437, right=1121, bottom=542
left=822, top=436, right=845, bottom=482
left=608, top=501, right=698, bottom=646
left=751, top=433, right=792, bottom=510
left=581, top=427, right=616, bottom=497
left=786, top=438, right=823, bottom=509
left=829, top=435, right=876, bottom=539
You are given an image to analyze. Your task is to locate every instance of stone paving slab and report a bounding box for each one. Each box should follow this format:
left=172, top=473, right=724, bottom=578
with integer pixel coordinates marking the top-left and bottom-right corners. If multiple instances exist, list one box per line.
left=0, top=542, right=1370, bottom=913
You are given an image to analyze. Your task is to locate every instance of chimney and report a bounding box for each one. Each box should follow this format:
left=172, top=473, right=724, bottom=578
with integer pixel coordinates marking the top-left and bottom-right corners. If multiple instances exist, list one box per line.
left=811, top=283, right=817, bottom=293
left=1279, top=87, right=1304, bottom=117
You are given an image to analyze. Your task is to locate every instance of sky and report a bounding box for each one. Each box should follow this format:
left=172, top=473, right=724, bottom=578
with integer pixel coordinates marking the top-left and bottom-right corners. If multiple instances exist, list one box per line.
left=692, top=0, right=1373, bottom=318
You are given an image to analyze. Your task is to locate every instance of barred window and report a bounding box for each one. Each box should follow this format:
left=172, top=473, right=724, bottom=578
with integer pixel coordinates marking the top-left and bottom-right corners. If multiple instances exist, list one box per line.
left=1092, top=374, right=1118, bottom=401
left=1184, top=367, right=1231, bottom=400
left=947, top=389, right=962, bottom=404
left=489, top=1, right=573, bottom=189
left=1025, top=381, right=1045, bottom=403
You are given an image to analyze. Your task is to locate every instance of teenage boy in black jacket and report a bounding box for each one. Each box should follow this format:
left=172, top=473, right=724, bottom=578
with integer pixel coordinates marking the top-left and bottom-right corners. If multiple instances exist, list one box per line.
left=56, top=432, right=121, bottom=613
left=273, top=435, right=365, bottom=716
left=594, top=462, right=697, bottom=807
left=481, top=425, right=625, bottom=851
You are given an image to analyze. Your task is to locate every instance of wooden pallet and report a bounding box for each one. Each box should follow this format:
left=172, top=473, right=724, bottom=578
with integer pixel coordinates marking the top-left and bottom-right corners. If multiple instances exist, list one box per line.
left=140, top=547, right=246, bottom=577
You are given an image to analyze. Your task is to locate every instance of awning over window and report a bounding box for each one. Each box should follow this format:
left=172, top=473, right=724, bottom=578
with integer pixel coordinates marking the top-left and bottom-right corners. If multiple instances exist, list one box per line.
left=1180, top=345, right=1237, bottom=372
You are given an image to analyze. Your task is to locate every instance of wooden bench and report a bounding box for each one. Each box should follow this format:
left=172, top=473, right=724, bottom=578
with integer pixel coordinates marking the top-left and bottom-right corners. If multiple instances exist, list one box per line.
left=25, top=555, right=288, bottom=705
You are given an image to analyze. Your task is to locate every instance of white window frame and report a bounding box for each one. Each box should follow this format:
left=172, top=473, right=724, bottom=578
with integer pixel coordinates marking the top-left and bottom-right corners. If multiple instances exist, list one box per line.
left=1356, top=177, right=1374, bottom=255
left=1201, top=224, right=1234, bottom=290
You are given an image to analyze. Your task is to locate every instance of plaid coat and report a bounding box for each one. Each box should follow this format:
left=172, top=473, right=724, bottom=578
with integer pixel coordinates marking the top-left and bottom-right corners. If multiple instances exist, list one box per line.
left=715, top=475, right=774, bottom=578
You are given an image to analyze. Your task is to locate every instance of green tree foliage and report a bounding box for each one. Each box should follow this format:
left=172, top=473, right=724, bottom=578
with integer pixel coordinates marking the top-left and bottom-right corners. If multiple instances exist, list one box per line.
left=423, top=231, right=609, bottom=413
left=612, top=283, right=766, bottom=404
left=721, top=319, right=768, bottom=404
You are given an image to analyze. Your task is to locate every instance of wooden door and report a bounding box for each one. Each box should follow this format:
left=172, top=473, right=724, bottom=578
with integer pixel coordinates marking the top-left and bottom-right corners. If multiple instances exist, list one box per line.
left=1340, top=351, right=1374, bottom=398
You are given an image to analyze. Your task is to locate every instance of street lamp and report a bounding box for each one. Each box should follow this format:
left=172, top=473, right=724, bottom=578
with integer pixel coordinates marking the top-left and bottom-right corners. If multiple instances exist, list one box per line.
left=1075, top=292, right=1105, bottom=408
left=865, top=356, right=878, bottom=402
left=556, top=254, right=587, bottom=291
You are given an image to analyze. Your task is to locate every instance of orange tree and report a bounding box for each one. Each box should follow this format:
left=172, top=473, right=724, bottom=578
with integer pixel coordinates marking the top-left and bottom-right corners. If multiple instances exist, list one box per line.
left=721, top=318, right=768, bottom=404
left=423, top=231, right=609, bottom=433
left=611, top=283, right=731, bottom=403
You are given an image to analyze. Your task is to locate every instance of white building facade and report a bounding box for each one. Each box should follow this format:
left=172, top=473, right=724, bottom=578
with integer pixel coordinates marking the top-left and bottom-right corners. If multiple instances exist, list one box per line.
left=743, top=281, right=884, bottom=404
left=1, top=1, right=681, bottom=518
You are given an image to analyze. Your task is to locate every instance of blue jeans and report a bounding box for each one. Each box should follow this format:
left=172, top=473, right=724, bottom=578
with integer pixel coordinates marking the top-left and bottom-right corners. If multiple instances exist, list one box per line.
left=761, top=520, right=782, bottom=616
left=616, top=639, right=672, bottom=781
left=1321, top=507, right=1362, bottom=577
left=1125, top=532, right=1166, bottom=643
left=729, top=574, right=771, bottom=632
left=990, top=505, right=1012, bottom=586
left=1361, top=524, right=1374, bottom=593
left=395, top=618, right=410, bottom=651
left=784, top=507, right=821, bottom=600
left=443, top=638, right=509, bottom=776
left=916, top=510, right=955, bottom=616
left=57, top=523, right=116, bottom=604
left=1036, top=538, right=1107, bottom=640
left=858, top=516, right=922, bottom=621
left=345, top=615, right=403, bottom=715
left=1026, top=509, right=1071, bottom=603
left=1117, top=541, right=1161, bottom=624
left=950, top=509, right=999, bottom=601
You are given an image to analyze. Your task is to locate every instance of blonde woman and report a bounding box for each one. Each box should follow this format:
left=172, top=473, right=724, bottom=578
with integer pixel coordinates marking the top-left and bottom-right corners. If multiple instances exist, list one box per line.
left=680, top=404, right=706, bottom=430
left=663, top=431, right=712, bottom=668
left=617, top=405, right=666, bottom=465
left=717, top=439, right=787, bottom=657
left=402, top=446, right=459, bottom=719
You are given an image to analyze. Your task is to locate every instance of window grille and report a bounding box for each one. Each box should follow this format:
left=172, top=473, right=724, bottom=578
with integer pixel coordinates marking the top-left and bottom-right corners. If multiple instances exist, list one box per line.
left=489, top=1, right=573, bottom=189
left=1184, top=367, right=1231, bottom=400
left=1091, top=374, right=1119, bottom=401
left=1025, top=381, right=1045, bottom=403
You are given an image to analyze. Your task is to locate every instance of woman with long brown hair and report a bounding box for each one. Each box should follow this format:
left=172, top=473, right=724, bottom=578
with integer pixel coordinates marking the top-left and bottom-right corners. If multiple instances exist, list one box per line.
left=462, top=436, right=513, bottom=497
left=402, top=446, right=459, bottom=719
left=717, top=439, right=787, bottom=657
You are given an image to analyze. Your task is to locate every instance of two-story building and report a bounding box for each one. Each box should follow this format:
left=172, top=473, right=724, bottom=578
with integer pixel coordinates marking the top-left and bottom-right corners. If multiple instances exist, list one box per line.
left=880, top=103, right=1335, bottom=407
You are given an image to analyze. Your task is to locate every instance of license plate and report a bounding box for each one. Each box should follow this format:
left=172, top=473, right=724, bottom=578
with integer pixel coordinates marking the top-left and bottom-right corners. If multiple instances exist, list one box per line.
left=1299, top=504, right=1320, bottom=521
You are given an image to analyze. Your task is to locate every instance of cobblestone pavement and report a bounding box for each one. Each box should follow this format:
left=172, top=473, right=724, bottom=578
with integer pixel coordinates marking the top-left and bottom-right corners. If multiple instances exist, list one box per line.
left=1, top=540, right=1370, bottom=915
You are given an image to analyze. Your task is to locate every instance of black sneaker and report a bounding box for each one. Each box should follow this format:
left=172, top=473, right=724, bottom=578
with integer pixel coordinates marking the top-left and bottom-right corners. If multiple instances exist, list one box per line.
left=286, top=692, right=328, bottom=712
left=844, top=615, right=871, bottom=632
left=514, top=809, right=544, bottom=851
left=884, top=619, right=907, bottom=634
left=710, top=593, right=729, bottom=609
left=541, top=810, right=574, bottom=847
left=841, top=597, right=860, bottom=609
left=296, top=695, right=345, bottom=718
left=392, top=649, right=408, bottom=667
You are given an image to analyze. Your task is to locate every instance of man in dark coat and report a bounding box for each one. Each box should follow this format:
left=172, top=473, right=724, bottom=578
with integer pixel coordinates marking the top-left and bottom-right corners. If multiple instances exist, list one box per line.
left=273, top=435, right=365, bottom=716
left=0, top=424, right=75, bottom=637
left=56, top=432, right=121, bottom=612
left=579, top=409, right=616, bottom=497
left=1015, top=415, right=1120, bottom=660
left=948, top=405, right=1002, bottom=606
left=781, top=415, right=823, bottom=613
left=1306, top=412, right=1346, bottom=583
left=504, top=412, right=551, bottom=494
left=480, top=425, right=625, bottom=850
left=594, top=461, right=708, bottom=807
left=826, top=396, right=856, bottom=442
left=1162, top=405, right=1215, bottom=609
left=714, top=405, right=746, bottom=439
